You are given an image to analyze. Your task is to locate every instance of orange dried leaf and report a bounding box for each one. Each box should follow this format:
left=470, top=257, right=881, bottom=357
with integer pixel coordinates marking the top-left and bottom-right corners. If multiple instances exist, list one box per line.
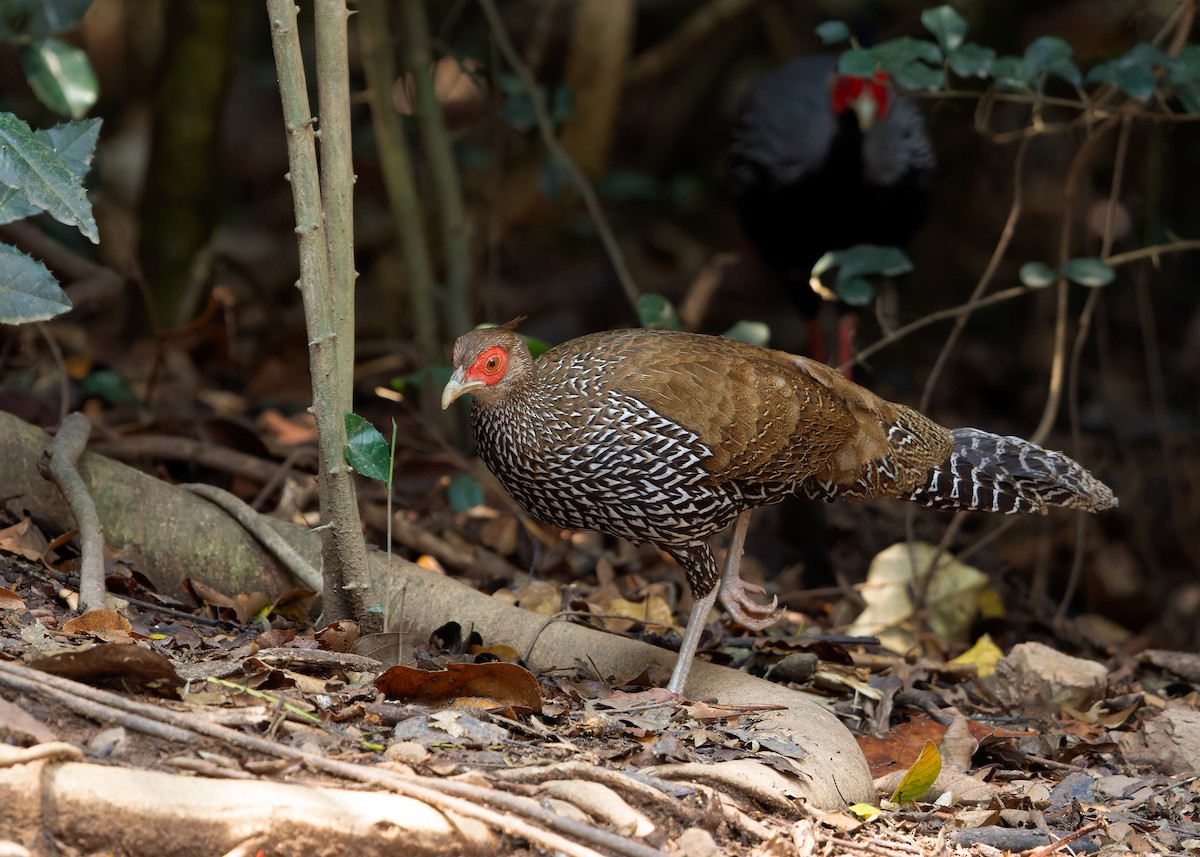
left=375, top=662, right=542, bottom=714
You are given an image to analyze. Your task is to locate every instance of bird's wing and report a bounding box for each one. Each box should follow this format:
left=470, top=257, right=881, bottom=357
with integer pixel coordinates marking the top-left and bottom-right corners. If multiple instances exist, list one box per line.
left=606, top=333, right=907, bottom=486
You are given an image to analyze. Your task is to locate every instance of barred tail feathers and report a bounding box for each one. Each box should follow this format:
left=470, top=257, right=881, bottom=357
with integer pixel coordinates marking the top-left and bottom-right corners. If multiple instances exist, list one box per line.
left=909, top=428, right=1118, bottom=515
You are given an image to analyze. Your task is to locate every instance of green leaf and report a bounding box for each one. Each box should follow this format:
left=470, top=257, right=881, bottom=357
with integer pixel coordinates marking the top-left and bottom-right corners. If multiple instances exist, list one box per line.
left=838, top=48, right=879, bottom=78
left=721, top=320, right=770, bottom=345
left=0, top=112, right=97, bottom=242
left=0, top=243, right=70, bottom=323
left=948, top=43, right=996, bottom=78
left=550, top=85, right=574, bottom=122
left=0, top=0, right=93, bottom=41
left=873, top=38, right=945, bottom=91
left=498, top=73, right=537, bottom=132
left=815, top=20, right=851, bottom=45
left=889, top=60, right=946, bottom=92
left=875, top=37, right=943, bottom=69
left=991, top=56, right=1028, bottom=92
left=538, top=158, right=570, bottom=203
left=79, top=369, right=139, bottom=404
left=829, top=244, right=914, bottom=281
left=837, top=277, right=875, bottom=306
left=1019, top=261, right=1056, bottom=288
left=1023, top=36, right=1080, bottom=87
left=1060, top=258, right=1115, bottom=287
left=344, top=414, right=392, bottom=483
left=448, top=473, right=484, bottom=512
left=21, top=37, right=98, bottom=119
left=637, top=293, right=680, bottom=330
left=920, top=6, right=966, bottom=53
left=0, top=117, right=99, bottom=225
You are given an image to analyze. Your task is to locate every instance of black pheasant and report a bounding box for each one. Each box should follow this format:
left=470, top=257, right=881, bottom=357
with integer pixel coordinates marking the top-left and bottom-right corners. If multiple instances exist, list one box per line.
left=442, top=325, right=1117, bottom=695
left=729, top=56, right=936, bottom=367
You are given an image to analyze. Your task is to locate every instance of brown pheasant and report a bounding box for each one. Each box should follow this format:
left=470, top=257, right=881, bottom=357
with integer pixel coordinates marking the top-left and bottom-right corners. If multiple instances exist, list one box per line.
left=441, top=325, right=1117, bottom=695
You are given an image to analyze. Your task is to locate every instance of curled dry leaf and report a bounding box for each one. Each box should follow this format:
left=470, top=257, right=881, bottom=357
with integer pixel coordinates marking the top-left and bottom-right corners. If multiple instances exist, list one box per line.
left=374, top=662, right=542, bottom=715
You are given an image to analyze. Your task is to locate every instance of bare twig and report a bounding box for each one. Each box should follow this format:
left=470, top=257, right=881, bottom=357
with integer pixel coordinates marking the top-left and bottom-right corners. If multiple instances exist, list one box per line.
left=183, top=483, right=322, bottom=591
left=399, top=0, right=474, bottom=339
left=478, top=0, right=641, bottom=314
left=42, top=413, right=106, bottom=611
left=920, top=137, right=1031, bottom=413
left=0, top=660, right=667, bottom=857
left=357, top=1, right=441, bottom=356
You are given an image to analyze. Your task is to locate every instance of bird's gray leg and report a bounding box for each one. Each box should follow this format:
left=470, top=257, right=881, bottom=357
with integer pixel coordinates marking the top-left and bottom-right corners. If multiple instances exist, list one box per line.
left=717, top=510, right=784, bottom=630
left=666, top=586, right=718, bottom=696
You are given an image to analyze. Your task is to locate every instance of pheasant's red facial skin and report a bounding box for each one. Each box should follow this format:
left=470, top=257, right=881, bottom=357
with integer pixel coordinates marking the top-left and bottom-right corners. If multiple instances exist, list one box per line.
left=830, top=73, right=891, bottom=119
left=466, top=345, right=509, bottom=387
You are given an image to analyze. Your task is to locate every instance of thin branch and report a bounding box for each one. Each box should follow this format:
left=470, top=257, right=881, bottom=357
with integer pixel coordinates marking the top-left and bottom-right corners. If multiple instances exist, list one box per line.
left=477, top=0, right=641, bottom=314
left=400, top=0, right=473, bottom=339
left=1031, top=117, right=1120, bottom=446
left=357, top=1, right=441, bottom=357
left=1104, top=238, right=1200, bottom=267
left=843, top=285, right=1028, bottom=371
left=920, top=136, right=1031, bottom=413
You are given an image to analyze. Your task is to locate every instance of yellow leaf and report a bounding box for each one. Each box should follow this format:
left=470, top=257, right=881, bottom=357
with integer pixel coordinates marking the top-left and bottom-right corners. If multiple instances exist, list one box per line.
left=847, top=803, right=883, bottom=821
left=949, top=633, right=1003, bottom=678
left=890, top=739, right=942, bottom=804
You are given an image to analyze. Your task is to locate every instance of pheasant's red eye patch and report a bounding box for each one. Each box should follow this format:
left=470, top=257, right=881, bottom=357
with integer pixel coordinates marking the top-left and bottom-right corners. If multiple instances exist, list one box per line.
left=469, top=345, right=508, bottom=385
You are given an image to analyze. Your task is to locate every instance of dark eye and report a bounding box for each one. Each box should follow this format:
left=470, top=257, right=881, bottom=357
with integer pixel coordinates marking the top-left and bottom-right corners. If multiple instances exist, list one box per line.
left=485, top=355, right=500, bottom=372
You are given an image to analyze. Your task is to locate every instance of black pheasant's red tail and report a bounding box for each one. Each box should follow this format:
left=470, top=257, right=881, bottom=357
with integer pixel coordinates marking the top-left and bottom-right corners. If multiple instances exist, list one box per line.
left=909, top=428, right=1118, bottom=515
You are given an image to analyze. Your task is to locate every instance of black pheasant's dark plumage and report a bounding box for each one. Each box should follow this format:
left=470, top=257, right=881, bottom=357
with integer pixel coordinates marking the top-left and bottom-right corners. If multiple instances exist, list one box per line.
left=442, top=326, right=1116, bottom=695
left=729, top=56, right=936, bottom=361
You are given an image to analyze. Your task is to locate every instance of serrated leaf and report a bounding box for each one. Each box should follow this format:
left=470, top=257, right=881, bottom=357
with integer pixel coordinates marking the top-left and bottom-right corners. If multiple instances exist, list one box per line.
left=721, top=320, right=770, bottom=345
left=0, top=243, right=71, bottom=323
left=637, top=293, right=680, bottom=330
left=0, top=112, right=96, bottom=242
left=448, top=473, right=484, bottom=512
left=991, top=55, right=1029, bottom=92
left=815, top=20, right=851, bottom=45
left=1019, top=261, right=1056, bottom=288
left=344, top=413, right=392, bottom=483
left=948, top=43, right=995, bottom=78
left=890, top=740, right=942, bottom=803
left=920, top=6, right=966, bottom=52
left=0, top=118, right=100, bottom=225
left=836, top=277, right=875, bottom=306
left=1060, top=257, right=1115, bottom=287
left=838, top=48, right=879, bottom=78
left=22, top=38, right=98, bottom=119
left=0, top=0, right=93, bottom=41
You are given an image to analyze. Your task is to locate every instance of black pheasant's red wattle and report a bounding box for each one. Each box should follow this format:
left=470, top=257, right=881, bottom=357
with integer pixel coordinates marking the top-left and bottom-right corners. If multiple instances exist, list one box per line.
left=729, top=56, right=935, bottom=359
left=442, top=326, right=1117, bottom=695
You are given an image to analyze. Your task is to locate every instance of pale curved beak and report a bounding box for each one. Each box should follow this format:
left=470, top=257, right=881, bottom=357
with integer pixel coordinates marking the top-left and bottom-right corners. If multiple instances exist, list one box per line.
left=852, top=93, right=877, bottom=132
left=440, top=367, right=483, bottom=410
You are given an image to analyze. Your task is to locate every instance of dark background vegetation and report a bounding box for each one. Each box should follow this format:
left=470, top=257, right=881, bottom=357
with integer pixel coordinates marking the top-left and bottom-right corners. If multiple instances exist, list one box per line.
left=1, top=0, right=1197, bottom=647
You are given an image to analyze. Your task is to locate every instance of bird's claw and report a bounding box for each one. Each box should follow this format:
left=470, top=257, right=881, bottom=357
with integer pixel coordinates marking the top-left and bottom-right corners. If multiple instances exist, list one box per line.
left=718, top=577, right=784, bottom=631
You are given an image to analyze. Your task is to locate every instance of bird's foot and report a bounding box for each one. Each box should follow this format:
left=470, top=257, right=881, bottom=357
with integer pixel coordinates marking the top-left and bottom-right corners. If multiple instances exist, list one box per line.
left=718, top=577, right=783, bottom=631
